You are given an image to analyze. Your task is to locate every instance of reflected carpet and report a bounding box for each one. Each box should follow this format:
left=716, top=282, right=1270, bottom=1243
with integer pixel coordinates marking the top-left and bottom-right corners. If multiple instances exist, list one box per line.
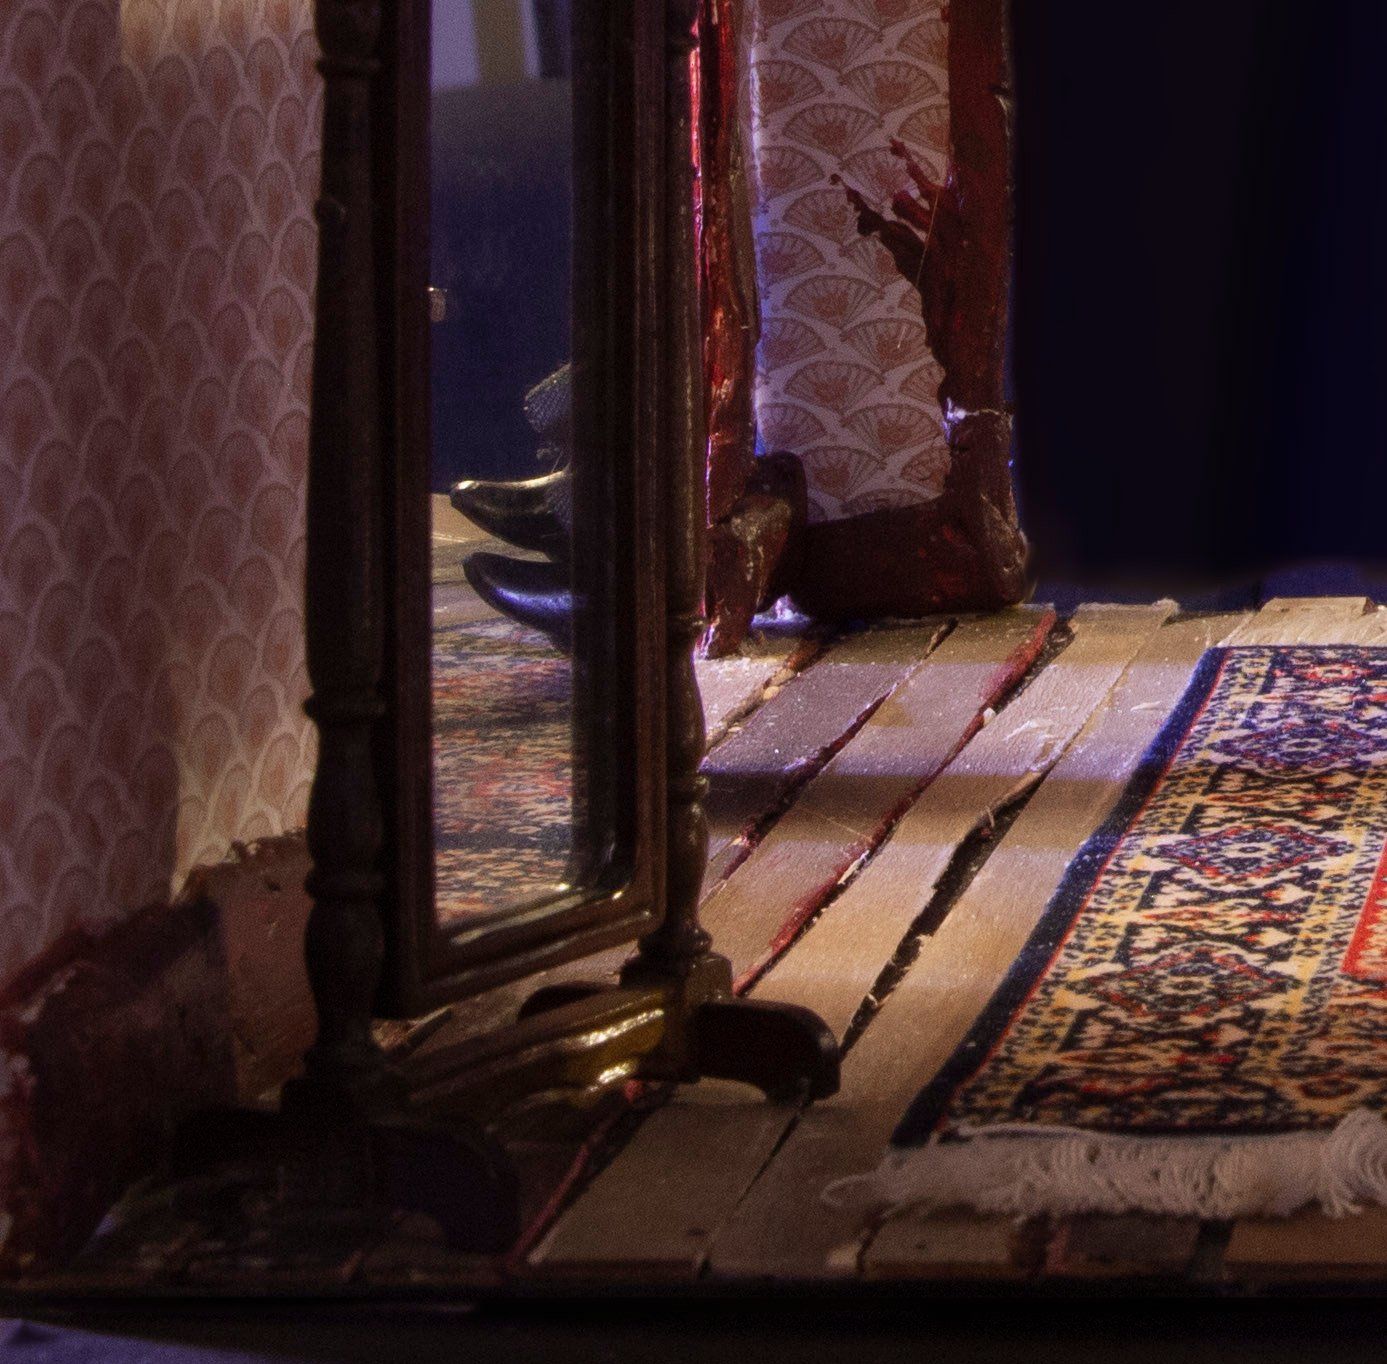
left=432, top=618, right=572, bottom=920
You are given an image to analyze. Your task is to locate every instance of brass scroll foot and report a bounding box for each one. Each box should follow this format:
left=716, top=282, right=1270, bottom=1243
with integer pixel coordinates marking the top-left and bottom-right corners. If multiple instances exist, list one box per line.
left=503, top=955, right=841, bottom=1105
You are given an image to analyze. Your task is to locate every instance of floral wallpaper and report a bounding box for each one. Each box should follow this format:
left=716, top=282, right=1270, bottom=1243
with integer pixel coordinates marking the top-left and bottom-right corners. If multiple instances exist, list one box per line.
left=0, top=0, right=320, bottom=991
left=746, top=0, right=951, bottom=524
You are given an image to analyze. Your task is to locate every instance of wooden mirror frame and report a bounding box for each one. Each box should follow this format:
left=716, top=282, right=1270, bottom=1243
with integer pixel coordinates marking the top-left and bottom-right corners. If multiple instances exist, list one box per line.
left=375, top=0, right=674, bottom=1016
left=301, top=0, right=694, bottom=1085
left=298, top=0, right=838, bottom=1153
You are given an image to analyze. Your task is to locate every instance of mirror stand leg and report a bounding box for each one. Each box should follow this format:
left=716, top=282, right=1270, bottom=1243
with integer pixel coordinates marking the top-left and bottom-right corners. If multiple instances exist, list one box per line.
left=615, top=951, right=841, bottom=1103
left=172, top=910, right=520, bottom=1257
left=266, top=863, right=520, bottom=1251
left=691, top=997, right=840, bottom=1103
left=168, top=870, right=520, bottom=1251
left=608, top=0, right=842, bottom=1109
left=265, top=867, right=520, bottom=1252
left=266, top=0, right=524, bottom=1255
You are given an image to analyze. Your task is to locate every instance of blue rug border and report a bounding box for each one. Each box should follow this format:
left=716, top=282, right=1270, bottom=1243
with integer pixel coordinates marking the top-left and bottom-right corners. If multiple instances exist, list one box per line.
left=890, top=645, right=1233, bottom=1148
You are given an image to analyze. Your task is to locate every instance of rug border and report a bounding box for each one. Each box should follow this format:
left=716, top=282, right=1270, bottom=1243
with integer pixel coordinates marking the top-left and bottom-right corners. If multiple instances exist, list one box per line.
left=890, top=645, right=1233, bottom=1147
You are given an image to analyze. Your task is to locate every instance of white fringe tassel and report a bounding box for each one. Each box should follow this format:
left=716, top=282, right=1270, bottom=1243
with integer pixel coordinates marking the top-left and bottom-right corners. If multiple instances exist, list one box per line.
left=822, top=1109, right=1387, bottom=1221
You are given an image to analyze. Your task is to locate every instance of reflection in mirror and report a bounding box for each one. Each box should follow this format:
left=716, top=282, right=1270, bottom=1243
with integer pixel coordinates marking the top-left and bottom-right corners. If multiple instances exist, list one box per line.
left=428, top=0, right=575, bottom=923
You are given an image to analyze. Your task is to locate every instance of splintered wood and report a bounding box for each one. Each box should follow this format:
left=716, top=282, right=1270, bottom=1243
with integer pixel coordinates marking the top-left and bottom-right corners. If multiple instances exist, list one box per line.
left=699, top=607, right=1056, bottom=985
left=702, top=621, right=949, bottom=888
left=696, top=631, right=821, bottom=750
left=707, top=607, right=1220, bottom=1281
left=533, top=604, right=1169, bottom=1278
left=521, top=596, right=1387, bottom=1289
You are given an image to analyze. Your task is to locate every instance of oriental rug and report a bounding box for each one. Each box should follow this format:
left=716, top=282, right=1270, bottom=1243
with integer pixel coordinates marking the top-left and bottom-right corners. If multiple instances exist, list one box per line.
left=830, top=645, right=1387, bottom=1221
left=432, top=617, right=572, bottom=922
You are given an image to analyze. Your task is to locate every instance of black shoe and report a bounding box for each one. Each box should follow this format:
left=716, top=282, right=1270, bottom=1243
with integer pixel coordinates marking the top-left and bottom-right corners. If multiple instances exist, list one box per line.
left=449, top=468, right=572, bottom=558
left=463, top=551, right=572, bottom=653
left=522, top=363, right=572, bottom=444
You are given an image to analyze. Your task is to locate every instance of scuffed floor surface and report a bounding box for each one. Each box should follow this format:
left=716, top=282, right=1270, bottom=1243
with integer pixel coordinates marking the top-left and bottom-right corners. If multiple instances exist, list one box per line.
left=17, top=595, right=1387, bottom=1304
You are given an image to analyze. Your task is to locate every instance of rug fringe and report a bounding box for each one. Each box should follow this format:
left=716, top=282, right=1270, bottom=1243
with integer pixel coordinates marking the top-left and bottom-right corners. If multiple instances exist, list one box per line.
left=822, top=1108, right=1387, bottom=1221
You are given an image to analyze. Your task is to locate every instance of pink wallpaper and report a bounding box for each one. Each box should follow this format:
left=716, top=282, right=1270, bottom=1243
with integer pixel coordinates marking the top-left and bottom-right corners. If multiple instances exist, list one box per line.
left=0, top=0, right=321, bottom=992
left=747, top=0, right=952, bottom=524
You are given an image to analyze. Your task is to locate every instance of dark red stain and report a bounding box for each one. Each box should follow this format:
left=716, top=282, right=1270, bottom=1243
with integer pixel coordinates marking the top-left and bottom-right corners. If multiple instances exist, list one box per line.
left=697, top=0, right=809, bottom=654
left=697, top=0, right=759, bottom=528
left=793, top=0, right=1029, bottom=621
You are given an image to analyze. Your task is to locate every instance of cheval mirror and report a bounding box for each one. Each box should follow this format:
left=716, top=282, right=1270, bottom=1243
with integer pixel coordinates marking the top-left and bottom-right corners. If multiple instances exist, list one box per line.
left=295, top=0, right=839, bottom=1247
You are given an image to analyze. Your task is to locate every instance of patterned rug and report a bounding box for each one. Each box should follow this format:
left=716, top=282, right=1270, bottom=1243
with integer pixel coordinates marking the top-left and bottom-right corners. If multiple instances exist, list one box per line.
left=830, top=645, right=1387, bottom=1221
left=433, top=617, right=572, bottom=921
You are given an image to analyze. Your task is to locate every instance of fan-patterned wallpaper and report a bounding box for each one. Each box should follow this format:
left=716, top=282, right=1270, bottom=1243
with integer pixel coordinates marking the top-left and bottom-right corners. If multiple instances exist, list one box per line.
left=0, top=0, right=953, bottom=990
left=747, top=0, right=951, bottom=524
left=0, top=0, right=320, bottom=990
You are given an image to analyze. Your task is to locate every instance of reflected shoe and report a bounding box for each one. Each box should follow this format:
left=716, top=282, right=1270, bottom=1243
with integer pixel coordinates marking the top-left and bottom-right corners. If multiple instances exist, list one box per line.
left=449, top=468, right=572, bottom=559
left=523, top=363, right=572, bottom=444
left=463, top=550, right=572, bottom=653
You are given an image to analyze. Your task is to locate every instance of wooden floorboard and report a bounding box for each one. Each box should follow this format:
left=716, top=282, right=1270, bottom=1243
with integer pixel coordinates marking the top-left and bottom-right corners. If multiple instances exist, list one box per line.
left=1041, top=1214, right=1203, bottom=1281
left=527, top=1081, right=800, bottom=1277
left=699, top=607, right=1056, bottom=985
left=1224, top=1205, right=1387, bottom=1282
left=703, top=621, right=949, bottom=889
left=529, top=613, right=1043, bottom=1287
left=863, top=1208, right=1030, bottom=1281
left=1222, top=595, right=1387, bottom=645
left=751, top=602, right=1174, bottom=1040
left=532, top=605, right=1167, bottom=1280
left=530, top=609, right=1049, bottom=1278
left=697, top=630, right=823, bottom=750
left=704, top=612, right=1245, bottom=1281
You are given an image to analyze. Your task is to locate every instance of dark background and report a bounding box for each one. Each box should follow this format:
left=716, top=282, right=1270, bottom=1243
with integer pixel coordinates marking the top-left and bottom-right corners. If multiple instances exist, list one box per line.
left=1011, top=0, right=1387, bottom=605
left=430, top=79, right=572, bottom=489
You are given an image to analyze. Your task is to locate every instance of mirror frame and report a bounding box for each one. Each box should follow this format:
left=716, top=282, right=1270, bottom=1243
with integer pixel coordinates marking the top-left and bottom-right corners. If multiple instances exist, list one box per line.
left=300, top=0, right=835, bottom=1139
left=365, top=0, right=690, bottom=1016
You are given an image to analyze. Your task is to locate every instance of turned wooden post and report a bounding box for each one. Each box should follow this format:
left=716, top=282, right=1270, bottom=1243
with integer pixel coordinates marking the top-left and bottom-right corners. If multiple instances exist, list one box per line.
left=299, top=0, right=395, bottom=1111
left=634, top=0, right=714, bottom=978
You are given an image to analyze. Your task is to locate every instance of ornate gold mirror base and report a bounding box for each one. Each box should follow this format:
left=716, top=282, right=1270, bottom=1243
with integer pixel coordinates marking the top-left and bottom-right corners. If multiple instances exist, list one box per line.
left=408, top=954, right=840, bottom=1129
left=160, top=0, right=840, bottom=1257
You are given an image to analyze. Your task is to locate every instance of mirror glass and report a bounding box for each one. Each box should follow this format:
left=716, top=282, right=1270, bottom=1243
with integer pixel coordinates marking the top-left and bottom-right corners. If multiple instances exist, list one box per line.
left=428, top=0, right=576, bottom=925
